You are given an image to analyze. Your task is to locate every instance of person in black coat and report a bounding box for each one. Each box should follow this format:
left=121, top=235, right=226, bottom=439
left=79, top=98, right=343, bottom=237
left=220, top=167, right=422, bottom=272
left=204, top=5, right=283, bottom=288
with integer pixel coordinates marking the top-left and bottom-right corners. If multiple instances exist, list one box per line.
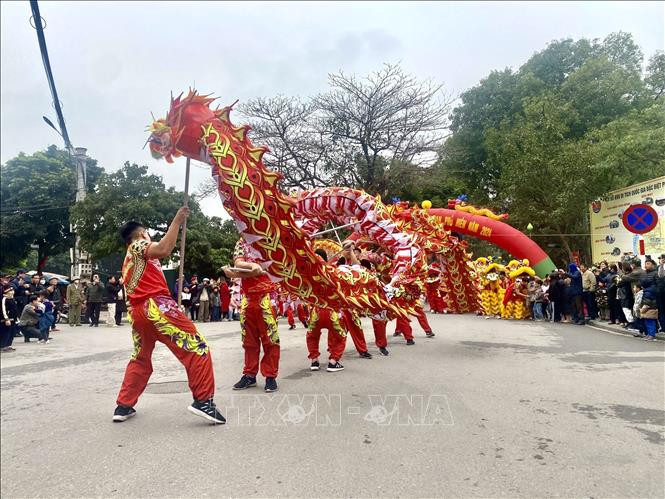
left=188, top=275, right=201, bottom=321
left=12, top=277, right=30, bottom=327
left=606, top=267, right=625, bottom=325
left=547, top=273, right=565, bottom=322
left=566, top=263, right=585, bottom=325
left=114, top=277, right=127, bottom=326
left=657, top=254, right=665, bottom=332
left=617, top=262, right=636, bottom=329
left=105, top=276, right=122, bottom=327
left=1, top=286, right=19, bottom=351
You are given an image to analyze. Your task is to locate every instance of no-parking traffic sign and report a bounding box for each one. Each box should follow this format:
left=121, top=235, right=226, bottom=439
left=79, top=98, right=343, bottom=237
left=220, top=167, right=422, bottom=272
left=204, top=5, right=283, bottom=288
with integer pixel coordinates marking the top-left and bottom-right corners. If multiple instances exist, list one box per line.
left=622, top=204, right=658, bottom=235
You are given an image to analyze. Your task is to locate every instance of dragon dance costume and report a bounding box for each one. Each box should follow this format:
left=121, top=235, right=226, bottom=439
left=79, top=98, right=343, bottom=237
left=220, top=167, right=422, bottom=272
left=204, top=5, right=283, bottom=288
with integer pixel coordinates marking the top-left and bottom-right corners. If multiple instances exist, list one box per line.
left=116, top=239, right=215, bottom=408
left=234, top=239, right=280, bottom=379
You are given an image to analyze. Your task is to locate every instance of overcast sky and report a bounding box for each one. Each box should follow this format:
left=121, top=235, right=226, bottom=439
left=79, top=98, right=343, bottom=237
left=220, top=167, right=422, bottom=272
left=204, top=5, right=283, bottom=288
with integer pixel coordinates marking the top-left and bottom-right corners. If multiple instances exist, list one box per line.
left=1, top=1, right=663, bottom=216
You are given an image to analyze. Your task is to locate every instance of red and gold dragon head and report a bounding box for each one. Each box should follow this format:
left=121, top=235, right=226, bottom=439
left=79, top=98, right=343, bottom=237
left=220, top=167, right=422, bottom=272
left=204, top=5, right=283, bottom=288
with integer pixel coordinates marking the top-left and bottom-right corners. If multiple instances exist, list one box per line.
left=147, top=91, right=238, bottom=163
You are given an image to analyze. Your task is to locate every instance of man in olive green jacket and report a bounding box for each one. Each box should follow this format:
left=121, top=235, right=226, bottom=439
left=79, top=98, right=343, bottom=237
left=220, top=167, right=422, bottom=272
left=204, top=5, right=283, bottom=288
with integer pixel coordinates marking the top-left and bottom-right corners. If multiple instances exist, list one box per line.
left=66, top=277, right=84, bottom=326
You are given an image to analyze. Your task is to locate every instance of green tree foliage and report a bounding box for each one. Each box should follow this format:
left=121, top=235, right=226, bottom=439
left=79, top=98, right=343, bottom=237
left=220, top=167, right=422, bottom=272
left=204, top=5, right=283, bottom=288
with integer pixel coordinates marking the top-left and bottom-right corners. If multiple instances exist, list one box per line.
left=71, top=162, right=184, bottom=259
left=436, top=31, right=662, bottom=263
left=184, top=217, right=238, bottom=278
left=645, top=51, right=665, bottom=100
left=0, top=146, right=102, bottom=270
left=70, top=162, right=238, bottom=277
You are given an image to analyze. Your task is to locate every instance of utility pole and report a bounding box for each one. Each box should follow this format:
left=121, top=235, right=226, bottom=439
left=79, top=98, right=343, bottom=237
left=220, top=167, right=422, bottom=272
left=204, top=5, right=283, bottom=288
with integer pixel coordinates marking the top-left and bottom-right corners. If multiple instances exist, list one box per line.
left=30, top=0, right=90, bottom=279
left=72, top=147, right=90, bottom=279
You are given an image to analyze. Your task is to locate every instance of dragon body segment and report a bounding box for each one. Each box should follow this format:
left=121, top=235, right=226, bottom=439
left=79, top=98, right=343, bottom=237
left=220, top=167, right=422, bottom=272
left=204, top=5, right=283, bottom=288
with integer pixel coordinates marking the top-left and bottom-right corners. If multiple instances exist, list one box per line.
left=148, top=91, right=400, bottom=316
left=148, top=90, right=480, bottom=317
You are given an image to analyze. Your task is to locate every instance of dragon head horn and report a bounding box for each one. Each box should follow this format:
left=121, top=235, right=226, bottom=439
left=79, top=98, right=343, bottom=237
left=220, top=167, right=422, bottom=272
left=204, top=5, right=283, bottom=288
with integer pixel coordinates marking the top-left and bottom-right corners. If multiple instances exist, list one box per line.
left=215, top=99, right=238, bottom=124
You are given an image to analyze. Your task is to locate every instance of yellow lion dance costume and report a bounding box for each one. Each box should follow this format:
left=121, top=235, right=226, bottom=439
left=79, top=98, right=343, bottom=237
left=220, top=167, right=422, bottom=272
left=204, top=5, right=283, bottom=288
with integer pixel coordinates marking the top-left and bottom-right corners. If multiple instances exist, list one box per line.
left=483, top=262, right=505, bottom=317
left=501, top=259, right=535, bottom=320
left=475, top=257, right=505, bottom=317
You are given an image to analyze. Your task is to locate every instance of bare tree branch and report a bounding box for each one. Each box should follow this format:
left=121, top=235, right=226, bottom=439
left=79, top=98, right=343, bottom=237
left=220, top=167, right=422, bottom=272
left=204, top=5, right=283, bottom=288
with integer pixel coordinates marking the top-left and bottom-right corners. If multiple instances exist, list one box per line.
left=236, top=64, right=453, bottom=196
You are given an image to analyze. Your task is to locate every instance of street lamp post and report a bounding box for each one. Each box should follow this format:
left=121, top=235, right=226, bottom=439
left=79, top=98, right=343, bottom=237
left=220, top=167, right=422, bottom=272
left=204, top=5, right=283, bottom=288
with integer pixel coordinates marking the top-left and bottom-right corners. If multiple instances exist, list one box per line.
left=70, top=147, right=89, bottom=278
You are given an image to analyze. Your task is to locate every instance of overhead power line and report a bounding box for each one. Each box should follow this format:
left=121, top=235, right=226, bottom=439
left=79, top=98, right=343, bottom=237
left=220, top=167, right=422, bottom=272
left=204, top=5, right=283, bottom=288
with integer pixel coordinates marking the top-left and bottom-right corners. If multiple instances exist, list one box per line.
left=29, top=0, right=72, bottom=151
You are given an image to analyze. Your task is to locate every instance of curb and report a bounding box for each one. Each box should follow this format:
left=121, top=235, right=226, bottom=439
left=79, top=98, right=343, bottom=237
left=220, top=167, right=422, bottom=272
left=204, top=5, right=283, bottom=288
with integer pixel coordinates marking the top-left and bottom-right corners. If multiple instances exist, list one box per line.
left=586, top=320, right=664, bottom=341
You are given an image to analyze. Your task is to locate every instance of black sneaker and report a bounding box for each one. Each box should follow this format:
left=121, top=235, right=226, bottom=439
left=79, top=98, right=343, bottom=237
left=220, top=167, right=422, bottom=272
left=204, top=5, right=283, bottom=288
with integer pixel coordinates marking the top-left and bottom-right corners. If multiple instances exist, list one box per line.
left=327, top=361, right=345, bottom=372
left=393, top=331, right=402, bottom=337
left=188, top=399, right=226, bottom=424
left=233, top=375, right=257, bottom=390
left=113, top=406, right=136, bottom=422
left=425, top=331, right=435, bottom=338
left=265, top=377, right=278, bottom=392
left=379, top=347, right=389, bottom=356
left=359, top=351, right=372, bottom=359
left=289, top=324, right=296, bottom=330
left=310, top=360, right=320, bottom=371
left=303, top=322, right=309, bottom=329
left=406, top=339, right=415, bottom=345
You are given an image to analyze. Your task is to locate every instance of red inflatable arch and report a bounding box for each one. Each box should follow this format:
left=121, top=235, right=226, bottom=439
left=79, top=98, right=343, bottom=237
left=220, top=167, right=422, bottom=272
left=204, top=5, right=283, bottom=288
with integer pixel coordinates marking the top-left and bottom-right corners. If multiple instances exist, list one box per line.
left=422, top=209, right=556, bottom=277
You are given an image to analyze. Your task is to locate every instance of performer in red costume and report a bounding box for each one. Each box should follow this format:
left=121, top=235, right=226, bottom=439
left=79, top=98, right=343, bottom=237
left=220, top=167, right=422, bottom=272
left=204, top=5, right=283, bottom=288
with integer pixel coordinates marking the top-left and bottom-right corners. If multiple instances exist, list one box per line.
left=359, top=258, right=390, bottom=356
left=338, top=241, right=372, bottom=359
left=425, top=262, right=446, bottom=313
left=114, top=207, right=225, bottom=424
left=393, top=299, right=436, bottom=345
left=219, top=279, right=231, bottom=321
left=296, top=301, right=309, bottom=328
left=224, top=238, right=279, bottom=392
left=306, top=249, right=346, bottom=372
left=371, top=311, right=390, bottom=356
left=285, top=296, right=297, bottom=330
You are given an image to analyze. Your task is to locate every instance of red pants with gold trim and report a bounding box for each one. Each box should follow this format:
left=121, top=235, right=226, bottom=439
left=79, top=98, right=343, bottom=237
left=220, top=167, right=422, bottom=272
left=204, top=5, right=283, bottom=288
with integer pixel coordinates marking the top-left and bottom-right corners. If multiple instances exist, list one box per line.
left=415, top=308, right=433, bottom=332
left=395, top=308, right=432, bottom=340
left=342, top=311, right=368, bottom=353
left=395, top=316, right=414, bottom=340
left=306, top=308, right=346, bottom=361
left=371, top=319, right=388, bottom=348
left=116, top=296, right=215, bottom=408
left=241, top=294, right=280, bottom=378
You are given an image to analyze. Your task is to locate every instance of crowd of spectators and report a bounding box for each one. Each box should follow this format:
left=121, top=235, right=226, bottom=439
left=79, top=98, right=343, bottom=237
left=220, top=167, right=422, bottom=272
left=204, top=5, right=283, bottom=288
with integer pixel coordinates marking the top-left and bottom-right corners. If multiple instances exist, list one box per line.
left=521, top=254, right=664, bottom=340
left=174, top=274, right=237, bottom=323
left=0, top=270, right=131, bottom=352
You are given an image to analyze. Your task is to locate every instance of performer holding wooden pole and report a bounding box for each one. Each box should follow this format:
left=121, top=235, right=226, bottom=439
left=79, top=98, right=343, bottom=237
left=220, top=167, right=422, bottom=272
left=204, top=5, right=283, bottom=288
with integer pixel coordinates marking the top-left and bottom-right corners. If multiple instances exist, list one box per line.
left=113, top=157, right=225, bottom=425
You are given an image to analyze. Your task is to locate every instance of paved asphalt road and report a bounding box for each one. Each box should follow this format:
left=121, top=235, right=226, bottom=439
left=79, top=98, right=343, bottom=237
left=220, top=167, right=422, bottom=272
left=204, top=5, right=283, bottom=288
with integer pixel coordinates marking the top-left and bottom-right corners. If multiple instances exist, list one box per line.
left=1, top=313, right=663, bottom=498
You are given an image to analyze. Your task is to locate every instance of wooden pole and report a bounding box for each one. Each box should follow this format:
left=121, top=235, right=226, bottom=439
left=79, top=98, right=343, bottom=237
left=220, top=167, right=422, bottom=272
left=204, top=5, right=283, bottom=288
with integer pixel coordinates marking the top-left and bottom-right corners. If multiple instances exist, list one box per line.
left=177, top=157, right=191, bottom=307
